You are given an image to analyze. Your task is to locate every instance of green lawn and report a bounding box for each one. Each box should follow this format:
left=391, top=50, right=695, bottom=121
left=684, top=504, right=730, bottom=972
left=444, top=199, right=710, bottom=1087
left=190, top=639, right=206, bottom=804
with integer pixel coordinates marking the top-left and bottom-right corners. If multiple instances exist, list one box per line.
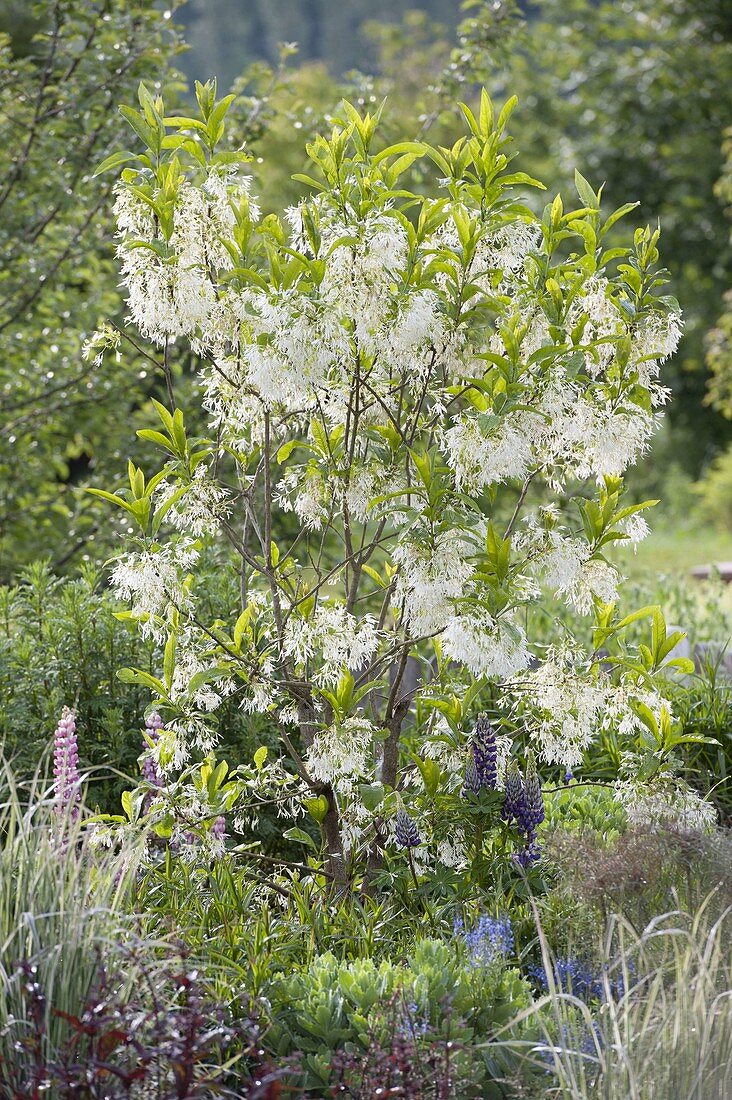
left=616, top=512, right=732, bottom=624
left=620, top=522, right=732, bottom=579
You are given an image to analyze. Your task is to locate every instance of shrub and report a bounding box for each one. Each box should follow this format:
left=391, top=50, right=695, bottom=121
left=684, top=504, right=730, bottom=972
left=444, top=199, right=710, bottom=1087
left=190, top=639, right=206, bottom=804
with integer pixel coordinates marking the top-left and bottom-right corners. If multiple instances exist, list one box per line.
left=545, top=825, right=732, bottom=931
left=696, top=444, right=732, bottom=530
left=1, top=948, right=292, bottom=1099
left=0, top=562, right=281, bottom=825
left=266, top=937, right=532, bottom=1091
left=90, top=77, right=694, bottom=893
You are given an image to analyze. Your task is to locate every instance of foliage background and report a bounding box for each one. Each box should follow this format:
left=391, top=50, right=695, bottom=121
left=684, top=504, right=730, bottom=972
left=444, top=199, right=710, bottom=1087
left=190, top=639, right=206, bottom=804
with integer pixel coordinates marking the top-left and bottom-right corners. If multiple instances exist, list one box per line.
left=1, top=0, right=731, bottom=813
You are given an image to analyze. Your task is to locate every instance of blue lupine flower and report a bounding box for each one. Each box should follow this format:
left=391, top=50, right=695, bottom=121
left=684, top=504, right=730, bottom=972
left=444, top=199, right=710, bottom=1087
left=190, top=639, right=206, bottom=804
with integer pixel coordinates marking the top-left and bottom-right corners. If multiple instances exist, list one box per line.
left=503, top=761, right=525, bottom=823
left=398, top=1000, right=430, bottom=1039
left=395, top=808, right=421, bottom=849
left=514, top=837, right=541, bottom=866
left=456, top=914, right=514, bottom=968
left=539, top=1020, right=603, bottom=1066
left=504, top=755, right=544, bottom=865
left=521, top=754, right=545, bottom=831
left=529, top=956, right=602, bottom=1001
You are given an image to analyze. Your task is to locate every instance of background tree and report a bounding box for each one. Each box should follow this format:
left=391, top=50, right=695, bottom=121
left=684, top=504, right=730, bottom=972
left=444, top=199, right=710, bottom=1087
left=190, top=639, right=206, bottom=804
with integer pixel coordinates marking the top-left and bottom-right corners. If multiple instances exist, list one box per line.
left=706, top=126, right=732, bottom=417
left=0, top=0, right=184, bottom=576
left=177, top=0, right=464, bottom=89
left=493, top=0, right=732, bottom=477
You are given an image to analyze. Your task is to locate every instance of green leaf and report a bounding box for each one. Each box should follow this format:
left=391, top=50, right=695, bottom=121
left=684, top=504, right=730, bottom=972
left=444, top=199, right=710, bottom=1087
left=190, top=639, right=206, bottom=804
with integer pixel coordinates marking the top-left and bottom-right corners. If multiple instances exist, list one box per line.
left=602, top=201, right=640, bottom=236
left=291, top=172, right=326, bottom=191
left=137, top=429, right=176, bottom=453
left=372, top=141, right=425, bottom=165
left=233, top=607, right=252, bottom=648
left=163, top=631, right=176, bottom=691
left=93, top=151, right=139, bottom=177
left=116, top=668, right=165, bottom=694
left=253, top=745, right=268, bottom=770
left=276, top=440, right=298, bottom=463
left=574, top=169, right=598, bottom=209
left=358, top=783, right=386, bottom=813
left=85, top=488, right=129, bottom=509
left=119, top=105, right=157, bottom=151
left=283, top=826, right=319, bottom=851
left=303, top=795, right=329, bottom=823
left=188, top=668, right=227, bottom=694
left=411, top=754, right=442, bottom=799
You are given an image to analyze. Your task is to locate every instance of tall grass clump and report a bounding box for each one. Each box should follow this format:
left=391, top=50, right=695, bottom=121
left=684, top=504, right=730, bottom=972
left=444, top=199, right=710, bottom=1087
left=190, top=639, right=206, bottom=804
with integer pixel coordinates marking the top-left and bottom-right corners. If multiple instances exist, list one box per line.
left=0, top=762, right=140, bottom=1077
left=527, top=896, right=732, bottom=1099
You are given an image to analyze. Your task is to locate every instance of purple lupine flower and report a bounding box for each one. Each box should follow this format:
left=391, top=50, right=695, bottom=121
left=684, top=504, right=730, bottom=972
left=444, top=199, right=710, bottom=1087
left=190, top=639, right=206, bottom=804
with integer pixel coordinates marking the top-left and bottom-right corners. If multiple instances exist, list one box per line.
left=515, top=837, right=541, bottom=866
left=530, top=957, right=602, bottom=1002
left=461, top=755, right=482, bottom=798
left=141, top=712, right=164, bottom=789
left=395, top=808, right=421, bottom=849
left=211, top=815, right=226, bottom=841
left=459, top=914, right=514, bottom=968
left=472, top=714, right=497, bottom=789
left=504, top=755, right=544, bottom=866
left=53, top=707, right=81, bottom=821
left=502, top=761, right=524, bottom=823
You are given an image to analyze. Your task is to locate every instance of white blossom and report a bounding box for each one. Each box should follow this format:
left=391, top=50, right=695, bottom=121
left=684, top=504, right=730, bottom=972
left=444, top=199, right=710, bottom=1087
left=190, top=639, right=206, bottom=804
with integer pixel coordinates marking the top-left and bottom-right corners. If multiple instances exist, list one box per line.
left=615, top=776, right=716, bottom=832
left=444, top=413, right=534, bottom=492
left=110, top=542, right=197, bottom=640
left=621, top=512, right=651, bottom=548
left=283, top=603, right=379, bottom=687
left=507, top=655, right=608, bottom=769
left=631, top=310, right=683, bottom=384
left=158, top=467, right=229, bottom=537
left=568, top=276, right=624, bottom=376
left=393, top=532, right=472, bottom=636
left=307, top=717, right=374, bottom=790
left=443, top=611, right=531, bottom=680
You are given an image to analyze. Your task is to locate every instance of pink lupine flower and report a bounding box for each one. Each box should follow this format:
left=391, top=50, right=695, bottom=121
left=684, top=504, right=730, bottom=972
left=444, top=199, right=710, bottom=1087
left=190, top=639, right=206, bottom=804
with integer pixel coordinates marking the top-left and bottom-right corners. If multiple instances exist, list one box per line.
left=141, top=712, right=165, bottom=789
left=53, top=707, right=81, bottom=821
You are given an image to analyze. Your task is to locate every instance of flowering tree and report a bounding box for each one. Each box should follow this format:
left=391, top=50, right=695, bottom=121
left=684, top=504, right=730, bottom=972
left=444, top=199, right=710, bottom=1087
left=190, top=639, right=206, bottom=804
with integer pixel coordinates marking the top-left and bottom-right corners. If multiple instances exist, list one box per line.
left=91, top=82, right=698, bottom=886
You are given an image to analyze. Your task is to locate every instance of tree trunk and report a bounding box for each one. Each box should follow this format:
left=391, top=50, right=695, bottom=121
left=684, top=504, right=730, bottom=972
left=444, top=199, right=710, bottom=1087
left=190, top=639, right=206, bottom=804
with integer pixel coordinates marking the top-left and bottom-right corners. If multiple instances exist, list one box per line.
left=321, top=783, right=348, bottom=888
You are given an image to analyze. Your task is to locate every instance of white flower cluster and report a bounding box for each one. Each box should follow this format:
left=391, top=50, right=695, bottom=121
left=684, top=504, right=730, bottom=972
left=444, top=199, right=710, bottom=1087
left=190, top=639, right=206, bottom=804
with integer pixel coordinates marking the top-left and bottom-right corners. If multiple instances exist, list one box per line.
left=515, top=519, right=623, bottom=615
left=615, top=775, right=716, bottom=833
left=443, top=414, right=534, bottom=493
left=306, top=717, right=378, bottom=853
left=307, top=716, right=374, bottom=789
left=393, top=532, right=472, bottom=637
left=110, top=541, right=198, bottom=640
left=157, top=466, right=230, bottom=538
left=283, top=603, right=379, bottom=687
left=542, top=533, right=621, bottom=614
left=114, top=169, right=258, bottom=349
left=508, top=652, right=674, bottom=771
left=507, top=657, right=608, bottom=769
left=442, top=611, right=531, bottom=680
left=275, top=465, right=328, bottom=531
left=435, top=214, right=540, bottom=300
